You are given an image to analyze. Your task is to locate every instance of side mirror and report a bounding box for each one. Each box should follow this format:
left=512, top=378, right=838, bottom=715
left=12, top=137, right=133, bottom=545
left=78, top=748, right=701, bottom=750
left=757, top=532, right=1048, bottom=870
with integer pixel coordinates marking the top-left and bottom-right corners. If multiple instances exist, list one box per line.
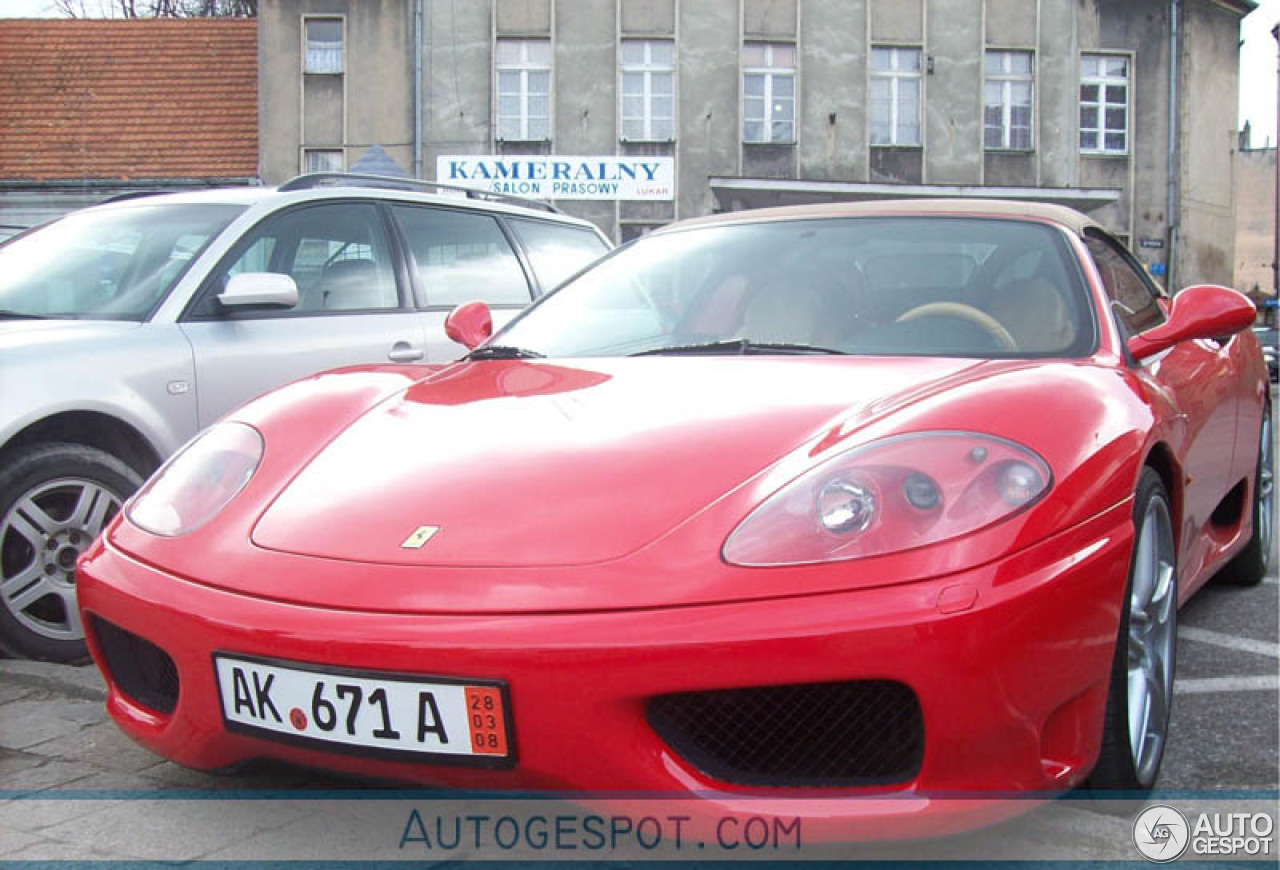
left=445, top=300, right=493, bottom=350
left=1127, top=284, right=1256, bottom=361
left=218, top=272, right=299, bottom=309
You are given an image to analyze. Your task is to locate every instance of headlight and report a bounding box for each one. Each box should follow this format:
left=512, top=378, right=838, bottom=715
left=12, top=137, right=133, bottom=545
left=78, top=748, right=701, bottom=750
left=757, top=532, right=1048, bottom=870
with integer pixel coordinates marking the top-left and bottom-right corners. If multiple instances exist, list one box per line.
left=723, top=432, right=1051, bottom=567
left=127, top=422, right=263, bottom=537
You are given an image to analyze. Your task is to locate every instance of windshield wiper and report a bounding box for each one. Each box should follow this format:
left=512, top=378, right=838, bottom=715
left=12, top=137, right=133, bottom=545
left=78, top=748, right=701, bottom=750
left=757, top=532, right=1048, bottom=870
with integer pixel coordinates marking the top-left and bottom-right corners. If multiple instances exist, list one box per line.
left=631, top=338, right=847, bottom=357
left=467, top=344, right=546, bottom=360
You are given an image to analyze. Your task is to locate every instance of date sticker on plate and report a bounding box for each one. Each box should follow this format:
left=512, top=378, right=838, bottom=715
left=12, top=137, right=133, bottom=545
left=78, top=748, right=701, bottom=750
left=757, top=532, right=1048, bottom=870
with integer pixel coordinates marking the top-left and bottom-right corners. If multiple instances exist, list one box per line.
left=465, top=686, right=508, bottom=755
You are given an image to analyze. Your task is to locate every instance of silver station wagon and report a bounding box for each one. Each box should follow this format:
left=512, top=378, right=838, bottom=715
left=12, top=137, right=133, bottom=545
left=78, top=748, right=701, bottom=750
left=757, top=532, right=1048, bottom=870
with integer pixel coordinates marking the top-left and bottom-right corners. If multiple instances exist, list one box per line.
left=0, top=174, right=610, bottom=661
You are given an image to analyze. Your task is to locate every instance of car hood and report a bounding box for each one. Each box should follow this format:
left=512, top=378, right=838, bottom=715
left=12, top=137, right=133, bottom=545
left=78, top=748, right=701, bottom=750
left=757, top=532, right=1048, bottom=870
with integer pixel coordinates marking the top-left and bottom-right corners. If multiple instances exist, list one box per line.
left=0, top=319, right=141, bottom=351
left=251, top=356, right=983, bottom=567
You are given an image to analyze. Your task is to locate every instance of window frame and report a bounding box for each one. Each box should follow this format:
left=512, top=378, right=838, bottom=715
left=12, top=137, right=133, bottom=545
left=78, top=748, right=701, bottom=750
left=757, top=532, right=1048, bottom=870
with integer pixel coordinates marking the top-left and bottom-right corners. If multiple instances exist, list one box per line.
left=984, top=49, right=1034, bottom=151
left=388, top=203, right=537, bottom=309
left=303, top=16, right=345, bottom=75
left=1079, top=53, right=1130, bottom=156
left=619, top=39, right=676, bottom=143
left=495, top=37, right=552, bottom=143
left=507, top=216, right=612, bottom=294
left=1083, top=227, right=1168, bottom=341
left=183, top=200, right=407, bottom=322
left=741, top=41, right=797, bottom=145
left=302, top=148, right=345, bottom=174
left=869, top=45, right=923, bottom=147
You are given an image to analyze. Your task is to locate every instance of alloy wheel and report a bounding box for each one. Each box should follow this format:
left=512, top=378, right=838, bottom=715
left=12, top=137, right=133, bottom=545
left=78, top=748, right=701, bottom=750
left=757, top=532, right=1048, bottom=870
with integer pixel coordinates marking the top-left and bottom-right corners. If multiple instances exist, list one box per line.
left=1126, top=495, right=1177, bottom=785
left=0, top=477, right=121, bottom=642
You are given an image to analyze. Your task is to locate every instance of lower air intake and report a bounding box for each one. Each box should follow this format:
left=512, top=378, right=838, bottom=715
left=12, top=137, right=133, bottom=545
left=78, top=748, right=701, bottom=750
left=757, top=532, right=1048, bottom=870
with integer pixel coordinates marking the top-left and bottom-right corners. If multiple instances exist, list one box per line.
left=90, top=615, right=179, bottom=714
left=647, top=679, right=924, bottom=787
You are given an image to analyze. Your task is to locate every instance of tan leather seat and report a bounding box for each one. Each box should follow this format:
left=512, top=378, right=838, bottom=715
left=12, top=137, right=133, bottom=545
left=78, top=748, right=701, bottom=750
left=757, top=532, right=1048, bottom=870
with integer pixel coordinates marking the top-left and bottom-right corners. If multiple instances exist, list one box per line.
left=989, top=278, right=1074, bottom=351
left=739, top=282, right=839, bottom=347
left=318, top=259, right=388, bottom=310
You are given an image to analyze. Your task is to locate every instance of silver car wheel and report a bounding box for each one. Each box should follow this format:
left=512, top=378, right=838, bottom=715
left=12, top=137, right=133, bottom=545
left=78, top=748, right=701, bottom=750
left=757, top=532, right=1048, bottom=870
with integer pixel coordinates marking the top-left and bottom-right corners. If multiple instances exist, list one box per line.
left=0, top=477, right=121, bottom=642
left=1126, top=495, right=1176, bottom=786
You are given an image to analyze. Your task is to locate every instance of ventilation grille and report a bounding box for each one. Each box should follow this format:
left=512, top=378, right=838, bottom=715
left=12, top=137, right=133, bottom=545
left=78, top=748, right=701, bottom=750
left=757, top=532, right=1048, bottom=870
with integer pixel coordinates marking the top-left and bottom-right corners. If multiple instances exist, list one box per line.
left=647, top=680, right=924, bottom=787
left=90, top=616, right=179, bottom=714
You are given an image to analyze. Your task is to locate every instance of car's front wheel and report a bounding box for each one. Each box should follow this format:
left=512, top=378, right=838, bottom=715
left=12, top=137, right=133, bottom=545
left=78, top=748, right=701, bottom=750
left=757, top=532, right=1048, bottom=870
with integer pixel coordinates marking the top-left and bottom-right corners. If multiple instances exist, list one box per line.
left=1090, top=467, right=1177, bottom=791
left=0, top=443, right=142, bottom=662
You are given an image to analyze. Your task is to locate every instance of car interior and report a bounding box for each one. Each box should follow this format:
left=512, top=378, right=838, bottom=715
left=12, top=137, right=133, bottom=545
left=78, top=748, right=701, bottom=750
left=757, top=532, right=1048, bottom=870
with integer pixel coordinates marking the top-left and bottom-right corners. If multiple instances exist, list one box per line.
left=669, top=217, right=1091, bottom=358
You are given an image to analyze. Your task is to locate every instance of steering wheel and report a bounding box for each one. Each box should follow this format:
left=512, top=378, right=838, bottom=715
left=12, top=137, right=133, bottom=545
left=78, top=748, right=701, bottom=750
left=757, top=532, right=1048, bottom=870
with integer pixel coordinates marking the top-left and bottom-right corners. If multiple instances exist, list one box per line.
left=895, top=302, right=1018, bottom=351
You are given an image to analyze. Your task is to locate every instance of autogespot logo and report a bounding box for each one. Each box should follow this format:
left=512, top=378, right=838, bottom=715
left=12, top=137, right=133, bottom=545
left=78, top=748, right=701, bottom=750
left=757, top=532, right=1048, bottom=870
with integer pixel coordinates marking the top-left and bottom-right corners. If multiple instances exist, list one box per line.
left=1134, top=805, right=1191, bottom=862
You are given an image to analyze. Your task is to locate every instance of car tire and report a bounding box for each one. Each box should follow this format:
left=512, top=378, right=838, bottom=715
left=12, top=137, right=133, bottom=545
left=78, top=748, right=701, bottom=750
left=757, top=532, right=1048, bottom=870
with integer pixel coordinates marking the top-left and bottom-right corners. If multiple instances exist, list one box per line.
left=1217, top=401, right=1273, bottom=587
left=0, top=443, right=143, bottom=662
left=1089, top=467, right=1177, bottom=792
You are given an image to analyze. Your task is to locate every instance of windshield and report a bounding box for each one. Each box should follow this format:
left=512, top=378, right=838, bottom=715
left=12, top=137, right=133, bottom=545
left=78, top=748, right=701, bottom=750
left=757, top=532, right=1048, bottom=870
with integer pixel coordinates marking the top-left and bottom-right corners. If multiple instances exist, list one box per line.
left=495, top=217, right=1095, bottom=359
left=0, top=203, right=244, bottom=321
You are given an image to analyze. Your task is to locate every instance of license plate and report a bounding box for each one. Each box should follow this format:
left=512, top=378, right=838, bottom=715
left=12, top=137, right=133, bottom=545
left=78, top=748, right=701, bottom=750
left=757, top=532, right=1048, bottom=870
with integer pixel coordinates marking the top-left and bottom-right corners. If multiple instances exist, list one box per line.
left=213, top=654, right=513, bottom=766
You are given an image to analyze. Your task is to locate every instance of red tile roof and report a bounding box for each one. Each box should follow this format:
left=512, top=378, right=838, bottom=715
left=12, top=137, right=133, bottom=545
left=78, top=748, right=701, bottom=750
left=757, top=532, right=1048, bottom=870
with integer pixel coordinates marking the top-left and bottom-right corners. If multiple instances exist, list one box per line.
left=0, top=19, right=257, bottom=182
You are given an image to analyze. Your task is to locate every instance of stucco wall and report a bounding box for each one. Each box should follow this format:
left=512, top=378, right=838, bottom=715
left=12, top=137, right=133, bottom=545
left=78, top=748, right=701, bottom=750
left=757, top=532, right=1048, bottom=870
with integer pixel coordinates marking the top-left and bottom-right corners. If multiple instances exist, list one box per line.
left=1235, top=148, right=1276, bottom=297
left=260, top=0, right=412, bottom=183
left=1176, top=0, right=1240, bottom=289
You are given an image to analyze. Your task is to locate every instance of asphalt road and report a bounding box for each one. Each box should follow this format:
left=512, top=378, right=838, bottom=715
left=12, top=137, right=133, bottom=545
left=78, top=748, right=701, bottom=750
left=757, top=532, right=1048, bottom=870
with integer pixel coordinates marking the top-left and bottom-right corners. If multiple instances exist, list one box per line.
left=0, top=430, right=1276, bottom=862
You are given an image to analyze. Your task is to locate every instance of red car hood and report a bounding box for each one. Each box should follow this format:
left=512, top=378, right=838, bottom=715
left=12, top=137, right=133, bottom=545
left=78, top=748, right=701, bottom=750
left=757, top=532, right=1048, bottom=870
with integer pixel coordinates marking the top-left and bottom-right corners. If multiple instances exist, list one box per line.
left=251, top=357, right=982, bottom=567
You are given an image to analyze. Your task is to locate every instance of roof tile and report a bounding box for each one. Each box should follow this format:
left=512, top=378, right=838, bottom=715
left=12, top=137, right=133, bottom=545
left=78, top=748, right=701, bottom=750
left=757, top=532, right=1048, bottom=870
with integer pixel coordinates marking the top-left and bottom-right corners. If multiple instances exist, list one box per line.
left=0, top=19, right=257, bottom=181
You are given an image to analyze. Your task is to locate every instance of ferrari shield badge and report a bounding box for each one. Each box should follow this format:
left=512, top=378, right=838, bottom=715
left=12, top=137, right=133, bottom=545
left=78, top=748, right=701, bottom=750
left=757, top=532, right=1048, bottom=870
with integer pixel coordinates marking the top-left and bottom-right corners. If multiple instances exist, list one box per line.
left=400, top=526, right=441, bottom=549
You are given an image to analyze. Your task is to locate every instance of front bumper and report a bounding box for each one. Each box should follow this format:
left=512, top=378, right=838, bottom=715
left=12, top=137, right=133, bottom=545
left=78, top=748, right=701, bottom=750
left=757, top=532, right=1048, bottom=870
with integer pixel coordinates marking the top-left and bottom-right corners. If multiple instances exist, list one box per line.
left=77, top=500, right=1132, bottom=841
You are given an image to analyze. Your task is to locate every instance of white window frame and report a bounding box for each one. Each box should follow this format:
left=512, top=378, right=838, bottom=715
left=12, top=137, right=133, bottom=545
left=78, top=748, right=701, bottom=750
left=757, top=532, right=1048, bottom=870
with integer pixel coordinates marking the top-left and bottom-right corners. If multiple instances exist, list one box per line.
left=869, top=46, right=922, bottom=147
left=1079, top=53, right=1130, bottom=156
left=495, top=38, right=552, bottom=142
left=303, top=16, right=344, bottom=75
left=984, top=50, right=1034, bottom=151
left=302, top=148, right=344, bottom=174
left=619, top=39, right=675, bottom=143
left=742, top=42, right=796, bottom=145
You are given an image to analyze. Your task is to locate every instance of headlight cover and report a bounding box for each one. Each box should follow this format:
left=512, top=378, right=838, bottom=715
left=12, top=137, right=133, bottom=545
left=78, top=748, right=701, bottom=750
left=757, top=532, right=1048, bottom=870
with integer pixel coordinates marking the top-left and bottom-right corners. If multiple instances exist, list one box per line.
left=723, top=432, right=1051, bottom=567
left=127, top=422, right=264, bottom=537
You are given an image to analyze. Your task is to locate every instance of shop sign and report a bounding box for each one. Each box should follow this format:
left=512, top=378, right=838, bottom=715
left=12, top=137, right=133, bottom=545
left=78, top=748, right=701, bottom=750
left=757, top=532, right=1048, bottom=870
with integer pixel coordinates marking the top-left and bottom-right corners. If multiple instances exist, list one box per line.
left=437, top=156, right=675, bottom=201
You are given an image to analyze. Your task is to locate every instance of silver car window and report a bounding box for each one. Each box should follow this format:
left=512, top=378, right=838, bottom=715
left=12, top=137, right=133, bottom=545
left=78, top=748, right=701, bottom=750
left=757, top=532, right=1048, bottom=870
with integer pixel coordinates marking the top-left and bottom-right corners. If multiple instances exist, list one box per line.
left=0, top=203, right=243, bottom=321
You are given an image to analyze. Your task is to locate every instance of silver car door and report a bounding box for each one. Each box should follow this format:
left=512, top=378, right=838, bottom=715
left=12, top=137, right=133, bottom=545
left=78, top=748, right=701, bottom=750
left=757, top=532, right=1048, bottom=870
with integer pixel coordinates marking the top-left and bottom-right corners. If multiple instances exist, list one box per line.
left=179, top=201, right=429, bottom=427
left=387, top=204, right=539, bottom=362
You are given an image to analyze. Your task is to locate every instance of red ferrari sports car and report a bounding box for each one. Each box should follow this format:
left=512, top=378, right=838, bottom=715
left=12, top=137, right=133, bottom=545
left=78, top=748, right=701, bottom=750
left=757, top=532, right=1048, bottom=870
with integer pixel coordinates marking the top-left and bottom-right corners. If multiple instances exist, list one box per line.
left=78, top=200, right=1271, bottom=840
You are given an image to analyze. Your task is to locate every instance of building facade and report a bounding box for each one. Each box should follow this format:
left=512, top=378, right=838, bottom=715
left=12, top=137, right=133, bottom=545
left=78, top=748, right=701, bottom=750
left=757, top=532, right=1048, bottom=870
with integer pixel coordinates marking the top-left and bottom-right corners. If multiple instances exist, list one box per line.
left=1234, top=143, right=1275, bottom=300
left=259, top=0, right=1252, bottom=289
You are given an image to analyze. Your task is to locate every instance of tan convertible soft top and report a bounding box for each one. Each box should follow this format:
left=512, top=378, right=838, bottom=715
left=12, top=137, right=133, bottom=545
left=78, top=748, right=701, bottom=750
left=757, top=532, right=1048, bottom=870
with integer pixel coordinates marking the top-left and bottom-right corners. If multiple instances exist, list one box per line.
left=662, top=198, right=1104, bottom=238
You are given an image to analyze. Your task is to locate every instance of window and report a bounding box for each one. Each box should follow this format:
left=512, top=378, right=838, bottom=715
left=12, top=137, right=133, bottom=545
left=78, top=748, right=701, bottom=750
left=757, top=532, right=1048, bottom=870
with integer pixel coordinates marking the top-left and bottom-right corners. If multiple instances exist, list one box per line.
left=304, top=18, right=343, bottom=74
left=391, top=206, right=532, bottom=306
left=496, top=38, right=551, bottom=142
left=984, top=50, right=1033, bottom=150
left=0, top=204, right=242, bottom=320
left=1085, top=232, right=1166, bottom=337
left=204, top=204, right=399, bottom=315
left=742, top=42, right=795, bottom=144
left=870, top=47, right=921, bottom=146
left=507, top=218, right=610, bottom=292
left=303, top=149, right=344, bottom=173
left=620, top=40, right=675, bottom=142
left=1080, top=54, right=1129, bottom=154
